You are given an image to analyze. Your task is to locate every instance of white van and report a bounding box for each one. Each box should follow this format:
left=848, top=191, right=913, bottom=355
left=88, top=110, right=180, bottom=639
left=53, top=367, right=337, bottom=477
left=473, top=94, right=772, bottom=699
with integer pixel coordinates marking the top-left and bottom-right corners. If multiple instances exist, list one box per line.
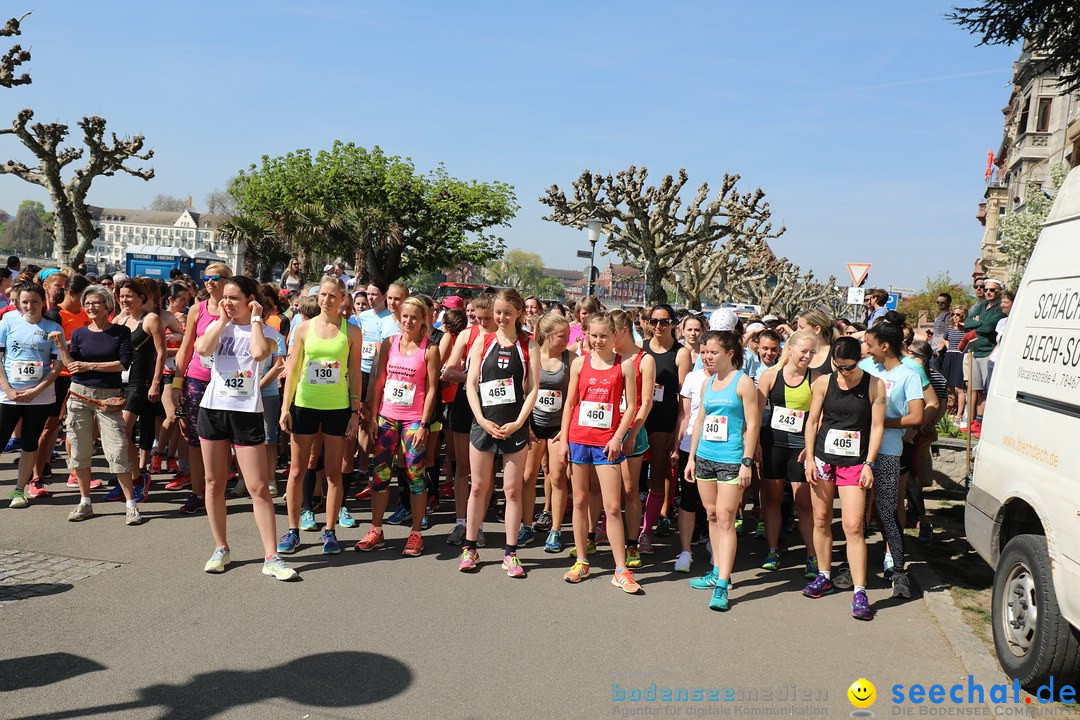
left=966, top=165, right=1080, bottom=689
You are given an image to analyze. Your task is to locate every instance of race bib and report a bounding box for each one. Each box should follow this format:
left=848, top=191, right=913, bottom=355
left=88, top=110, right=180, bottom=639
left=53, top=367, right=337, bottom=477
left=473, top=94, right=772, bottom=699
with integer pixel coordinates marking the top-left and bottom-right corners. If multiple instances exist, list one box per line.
left=619, top=391, right=627, bottom=413
left=306, top=360, right=341, bottom=385
left=362, top=341, right=378, bottom=361
left=220, top=370, right=255, bottom=398
left=383, top=379, right=416, bottom=406
left=703, top=415, right=728, bottom=442
left=536, top=389, right=563, bottom=413
left=480, top=378, right=516, bottom=406
left=11, top=360, right=43, bottom=382
left=198, top=353, right=214, bottom=370
left=578, top=401, right=613, bottom=429
left=825, top=429, right=861, bottom=458
left=653, top=383, right=665, bottom=402
left=770, top=406, right=806, bottom=434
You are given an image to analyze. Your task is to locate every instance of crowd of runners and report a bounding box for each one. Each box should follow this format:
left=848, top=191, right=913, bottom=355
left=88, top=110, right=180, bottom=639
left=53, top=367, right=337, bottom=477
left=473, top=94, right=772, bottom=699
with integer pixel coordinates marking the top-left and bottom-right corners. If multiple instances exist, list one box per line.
left=2, top=256, right=993, bottom=621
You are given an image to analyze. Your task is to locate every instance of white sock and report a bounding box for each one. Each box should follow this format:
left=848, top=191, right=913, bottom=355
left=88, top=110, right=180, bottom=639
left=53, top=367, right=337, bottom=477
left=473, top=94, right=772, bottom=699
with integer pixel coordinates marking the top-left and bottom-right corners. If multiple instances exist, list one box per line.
left=854, top=585, right=866, bottom=594
left=821, top=570, right=831, bottom=579
left=456, top=518, right=465, bottom=526
left=125, top=499, right=136, bottom=508
left=80, top=496, right=91, bottom=505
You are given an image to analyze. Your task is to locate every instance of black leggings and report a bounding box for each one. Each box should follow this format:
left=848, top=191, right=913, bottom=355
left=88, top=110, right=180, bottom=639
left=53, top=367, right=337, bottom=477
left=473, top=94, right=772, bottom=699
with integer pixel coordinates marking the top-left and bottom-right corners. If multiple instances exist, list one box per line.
left=0, top=402, right=51, bottom=453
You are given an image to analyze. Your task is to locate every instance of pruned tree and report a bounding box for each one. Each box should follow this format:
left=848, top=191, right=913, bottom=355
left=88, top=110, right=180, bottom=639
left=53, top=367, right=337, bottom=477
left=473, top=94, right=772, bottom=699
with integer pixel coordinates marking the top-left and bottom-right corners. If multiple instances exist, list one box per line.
left=0, top=14, right=154, bottom=266
left=949, top=0, right=1080, bottom=92
left=146, top=193, right=188, bottom=212
left=540, top=166, right=784, bottom=304
left=1, top=13, right=31, bottom=89
left=204, top=188, right=235, bottom=217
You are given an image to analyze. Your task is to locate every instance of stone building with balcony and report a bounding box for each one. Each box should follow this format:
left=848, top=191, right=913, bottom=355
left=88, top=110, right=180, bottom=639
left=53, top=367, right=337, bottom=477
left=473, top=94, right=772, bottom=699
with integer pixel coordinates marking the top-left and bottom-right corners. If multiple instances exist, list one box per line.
left=978, top=46, right=1080, bottom=282
left=89, top=206, right=241, bottom=272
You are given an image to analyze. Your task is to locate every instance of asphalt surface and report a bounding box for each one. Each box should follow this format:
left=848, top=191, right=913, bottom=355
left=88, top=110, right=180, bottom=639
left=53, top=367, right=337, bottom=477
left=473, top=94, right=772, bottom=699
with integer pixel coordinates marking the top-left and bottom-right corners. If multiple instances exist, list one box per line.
left=0, top=452, right=980, bottom=720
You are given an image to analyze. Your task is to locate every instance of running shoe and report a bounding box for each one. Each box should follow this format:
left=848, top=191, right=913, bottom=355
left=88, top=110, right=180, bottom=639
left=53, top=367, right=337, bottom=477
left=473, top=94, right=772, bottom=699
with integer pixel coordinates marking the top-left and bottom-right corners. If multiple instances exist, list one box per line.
left=533, top=510, right=553, bottom=531
left=137, top=471, right=151, bottom=503
left=689, top=567, right=718, bottom=590
left=203, top=546, right=230, bottom=573
left=891, top=571, right=912, bottom=599
left=88, top=478, right=103, bottom=490
left=655, top=517, right=674, bottom=536
left=802, top=574, right=835, bottom=598
left=544, top=530, right=562, bottom=553
left=595, top=517, right=608, bottom=546
left=149, top=453, right=163, bottom=475
left=3, top=437, right=21, bottom=453
left=403, top=531, right=423, bottom=557
left=387, top=504, right=411, bottom=525
left=27, top=479, right=48, bottom=499
left=178, top=494, right=204, bottom=514
left=917, top=522, right=934, bottom=545
left=276, top=529, right=300, bottom=554
left=267, top=483, right=279, bottom=498
left=883, top=554, right=894, bottom=580
left=8, top=487, right=28, bottom=509
left=125, top=506, right=143, bottom=525
left=164, top=473, right=191, bottom=491
left=355, top=526, right=386, bottom=551
left=832, top=564, right=854, bottom=589
left=426, top=495, right=439, bottom=514
left=637, top=532, right=654, bottom=555
left=104, top=483, right=125, bottom=501
left=611, top=569, right=641, bottom=594
left=626, top=546, right=643, bottom=569
left=67, top=503, right=93, bottom=522
left=563, top=561, right=590, bottom=583
left=167, top=458, right=179, bottom=473
left=755, top=520, right=766, bottom=539
left=477, top=528, right=487, bottom=547
left=420, top=514, right=429, bottom=530
left=354, top=484, right=373, bottom=501
left=804, top=556, right=819, bottom=580
left=438, top=482, right=454, bottom=499
left=337, top=507, right=358, bottom=529
left=517, top=525, right=535, bottom=546
left=262, top=554, right=299, bottom=581
left=762, top=549, right=780, bottom=571
left=851, top=590, right=874, bottom=620
left=299, top=510, right=318, bottom=532
left=447, top=524, right=466, bottom=546
left=569, top=541, right=596, bottom=557
left=502, top=552, right=526, bottom=578
left=66, top=472, right=79, bottom=488
left=674, top=550, right=692, bottom=573
left=709, top=579, right=730, bottom=611
left=734, top=518, right=744, bottom=536
left=41, top=463, right=53, bottom=478
left=458, top=547, right=480, bottom=572
left=320, top=530, right=341, bottom=555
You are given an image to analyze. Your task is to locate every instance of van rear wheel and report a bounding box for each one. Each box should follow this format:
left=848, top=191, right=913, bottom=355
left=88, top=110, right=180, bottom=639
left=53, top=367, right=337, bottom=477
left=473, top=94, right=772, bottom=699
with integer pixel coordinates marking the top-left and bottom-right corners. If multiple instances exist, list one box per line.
left=992, top=534, right=1080, bottom=689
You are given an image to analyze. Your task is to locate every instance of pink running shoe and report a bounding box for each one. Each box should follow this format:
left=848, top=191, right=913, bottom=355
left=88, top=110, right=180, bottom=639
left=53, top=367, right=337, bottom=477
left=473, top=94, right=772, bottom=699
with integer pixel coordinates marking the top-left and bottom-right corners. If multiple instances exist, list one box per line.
left=502, top=552, right=526, bottom=578
left=458, top=547, right=480, bottom=572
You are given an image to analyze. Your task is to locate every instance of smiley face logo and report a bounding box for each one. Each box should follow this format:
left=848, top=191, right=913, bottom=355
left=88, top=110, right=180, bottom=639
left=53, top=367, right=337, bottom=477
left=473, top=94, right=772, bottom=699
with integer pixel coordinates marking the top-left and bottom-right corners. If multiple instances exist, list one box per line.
left=848, top=678, right=876, bottom=709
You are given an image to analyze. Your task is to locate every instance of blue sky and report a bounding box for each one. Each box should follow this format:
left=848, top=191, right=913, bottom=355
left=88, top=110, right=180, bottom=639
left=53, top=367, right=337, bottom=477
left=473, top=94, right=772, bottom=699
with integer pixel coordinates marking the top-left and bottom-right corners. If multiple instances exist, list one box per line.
left=0, top=1, right=1018, bottom=290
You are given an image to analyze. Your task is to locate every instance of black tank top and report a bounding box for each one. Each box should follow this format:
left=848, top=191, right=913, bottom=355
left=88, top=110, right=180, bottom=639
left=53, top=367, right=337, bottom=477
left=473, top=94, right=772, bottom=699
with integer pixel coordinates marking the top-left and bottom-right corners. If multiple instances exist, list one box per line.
left=815, top=372, right=872, bottom=467
left=808, top=345, right=833, bottom=382
left=476, top=335, right=527, bottom=426
left=643, top=340, right=680, bottom=430
left=126, top=314, right=156, bottom=386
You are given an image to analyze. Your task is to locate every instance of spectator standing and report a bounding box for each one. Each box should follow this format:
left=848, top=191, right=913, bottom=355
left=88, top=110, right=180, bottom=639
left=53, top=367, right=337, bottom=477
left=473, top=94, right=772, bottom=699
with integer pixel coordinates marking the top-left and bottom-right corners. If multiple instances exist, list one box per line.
left=963, top=278, right=1006, bottom=435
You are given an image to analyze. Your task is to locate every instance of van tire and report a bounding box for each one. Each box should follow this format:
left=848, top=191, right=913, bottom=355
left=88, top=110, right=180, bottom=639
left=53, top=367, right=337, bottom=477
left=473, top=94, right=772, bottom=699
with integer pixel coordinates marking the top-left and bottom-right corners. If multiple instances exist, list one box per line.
left=991, top=534, right=1080, bottom=689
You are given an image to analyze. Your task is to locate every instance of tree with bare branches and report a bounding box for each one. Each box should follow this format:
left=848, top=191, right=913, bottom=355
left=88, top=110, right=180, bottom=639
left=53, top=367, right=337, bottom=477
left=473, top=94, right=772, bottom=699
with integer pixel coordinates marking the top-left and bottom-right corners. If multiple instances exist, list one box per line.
left=540, top=166, right=784, bottom=304
left=0, top=13, right=154, bottom=266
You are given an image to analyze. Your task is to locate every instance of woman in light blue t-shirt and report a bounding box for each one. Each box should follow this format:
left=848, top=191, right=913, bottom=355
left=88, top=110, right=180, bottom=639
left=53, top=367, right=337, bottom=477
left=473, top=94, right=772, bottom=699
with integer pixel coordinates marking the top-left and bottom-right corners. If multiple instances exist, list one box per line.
left=861, top=315, right=924, bottom=601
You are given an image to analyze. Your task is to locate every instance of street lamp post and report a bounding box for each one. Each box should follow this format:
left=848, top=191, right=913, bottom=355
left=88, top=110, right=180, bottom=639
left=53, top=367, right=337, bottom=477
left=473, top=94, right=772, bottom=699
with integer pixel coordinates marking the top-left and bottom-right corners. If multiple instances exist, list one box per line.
left=586, top=219, right=602, bottom=298
left=674, top=269, right=683, bottom=308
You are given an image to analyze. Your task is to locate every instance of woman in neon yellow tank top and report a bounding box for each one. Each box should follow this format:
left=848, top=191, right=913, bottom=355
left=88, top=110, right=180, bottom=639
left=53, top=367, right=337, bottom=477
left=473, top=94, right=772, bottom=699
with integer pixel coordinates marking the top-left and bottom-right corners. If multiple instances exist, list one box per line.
left=278, top=277, right=363, bottom=556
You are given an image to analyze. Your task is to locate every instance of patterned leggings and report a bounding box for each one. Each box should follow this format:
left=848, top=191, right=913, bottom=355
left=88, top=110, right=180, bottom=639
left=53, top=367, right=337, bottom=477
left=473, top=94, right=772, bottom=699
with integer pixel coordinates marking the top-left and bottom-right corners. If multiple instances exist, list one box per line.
left=372, top=416, right=426, bottom=495
left=872, top=454, right=904, bottom=571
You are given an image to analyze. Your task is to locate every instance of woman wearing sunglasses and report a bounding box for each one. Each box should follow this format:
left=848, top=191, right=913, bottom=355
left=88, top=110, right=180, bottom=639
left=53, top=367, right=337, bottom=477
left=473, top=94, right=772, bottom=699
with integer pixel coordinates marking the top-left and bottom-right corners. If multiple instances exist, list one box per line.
left=802, top=336, right=885, bottom=620
left=941, top=306, right=968, bottom=426
left=639, top=303, right=692, bottom=553
left=170, top=262, right=232, bottom=514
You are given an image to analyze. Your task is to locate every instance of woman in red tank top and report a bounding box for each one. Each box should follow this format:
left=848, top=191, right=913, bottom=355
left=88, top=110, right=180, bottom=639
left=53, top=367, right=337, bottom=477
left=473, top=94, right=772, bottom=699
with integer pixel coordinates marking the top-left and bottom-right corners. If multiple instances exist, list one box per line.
left=559, top=312, right=640, bottom=594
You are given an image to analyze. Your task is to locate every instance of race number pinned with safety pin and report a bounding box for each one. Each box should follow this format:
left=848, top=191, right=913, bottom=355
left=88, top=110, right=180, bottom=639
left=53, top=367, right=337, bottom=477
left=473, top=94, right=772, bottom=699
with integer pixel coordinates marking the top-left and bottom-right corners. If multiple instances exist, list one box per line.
left=578, top=401, right=613, bottom=429
left=384, top=379, right=416, bottom=406
left=825, top=429, right=861, bottom=457
left=220, top=370, right=255, bottom=398
left=703, top=415, right=728, bottom=442
left=307, top=360, right=340, bottom=385
left=362, top=341, right=378, bottom=361
left=480, top=378, right=516, bottom=407
left=10, top=360, right=43, bottom=382
left=536, top=389, right=563, bottom=413
left=770, top=407, right=806, bottom=434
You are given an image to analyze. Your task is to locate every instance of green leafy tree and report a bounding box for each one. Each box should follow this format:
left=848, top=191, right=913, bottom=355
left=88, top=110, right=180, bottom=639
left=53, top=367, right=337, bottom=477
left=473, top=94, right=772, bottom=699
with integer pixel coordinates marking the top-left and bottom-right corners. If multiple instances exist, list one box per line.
left=998, top=163, right=1065, bottom=288
left=484, top=249, right=545, bottom=290
left=537, top=276, right=566, bottom=300
left=899, top=272, right=974, bottom=326
left=229, top=142, right=517, bottom=284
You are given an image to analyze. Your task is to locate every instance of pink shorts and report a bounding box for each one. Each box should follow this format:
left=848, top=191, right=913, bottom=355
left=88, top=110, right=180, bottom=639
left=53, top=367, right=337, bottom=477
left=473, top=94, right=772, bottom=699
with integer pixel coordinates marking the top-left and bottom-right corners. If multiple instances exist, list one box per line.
left=814, top=459, right=863, bottom=487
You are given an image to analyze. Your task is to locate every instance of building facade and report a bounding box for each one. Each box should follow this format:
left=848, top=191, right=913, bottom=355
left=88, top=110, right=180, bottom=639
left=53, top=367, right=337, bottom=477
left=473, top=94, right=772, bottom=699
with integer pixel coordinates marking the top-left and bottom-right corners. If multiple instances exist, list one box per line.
left=90, top=207, right=242, bottom=272
left=595, top=262, right=645, bottom=306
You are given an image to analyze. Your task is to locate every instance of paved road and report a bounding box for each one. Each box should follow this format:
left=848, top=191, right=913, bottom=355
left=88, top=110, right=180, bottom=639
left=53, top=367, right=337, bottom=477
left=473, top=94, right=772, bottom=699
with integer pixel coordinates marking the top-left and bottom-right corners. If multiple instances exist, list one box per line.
left=0, top=455, right=978, bottom=719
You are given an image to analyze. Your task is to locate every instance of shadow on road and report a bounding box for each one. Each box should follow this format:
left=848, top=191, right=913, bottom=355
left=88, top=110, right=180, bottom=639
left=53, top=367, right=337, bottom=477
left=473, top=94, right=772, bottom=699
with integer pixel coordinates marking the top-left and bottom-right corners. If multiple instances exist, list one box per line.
left=0, top=582, right=74, bottom=603
left=9, top=650, right=413, bottom=720
left=0, top=652, right=106, bottom=692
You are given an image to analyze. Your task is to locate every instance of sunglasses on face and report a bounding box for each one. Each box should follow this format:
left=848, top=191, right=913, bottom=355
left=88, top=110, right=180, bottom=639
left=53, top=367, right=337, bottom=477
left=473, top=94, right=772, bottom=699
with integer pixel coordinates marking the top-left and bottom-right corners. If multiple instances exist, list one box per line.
left=649, top=318, right=673, bottom=326
left=952, top=313, right=965, bottom=318
left=833, top=362, right=859, bottom=373
left=203, top=275, right=222, bottom=283
left=985, top=288, right=999, bottom=293
left=975, top=285, right=985, bottom=290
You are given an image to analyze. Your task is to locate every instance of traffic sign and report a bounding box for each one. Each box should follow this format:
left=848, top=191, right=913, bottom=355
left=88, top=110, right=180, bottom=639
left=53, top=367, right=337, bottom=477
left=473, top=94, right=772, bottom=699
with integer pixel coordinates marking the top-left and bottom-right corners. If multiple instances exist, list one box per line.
left=847, top=263, right=871, bottom=287
left=846, top=287, right=865, bottom=305
left=576, top=250, right=592, bottom=259
left=886, top=292, right=900, bottom=310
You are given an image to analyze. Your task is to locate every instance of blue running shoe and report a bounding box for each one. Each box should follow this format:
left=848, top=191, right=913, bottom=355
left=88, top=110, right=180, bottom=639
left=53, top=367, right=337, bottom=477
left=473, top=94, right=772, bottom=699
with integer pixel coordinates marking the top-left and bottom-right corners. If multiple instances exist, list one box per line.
left=544, top=530, right=562, bottom=553
left=277, top=529, right=300, bottom=554
left=420, top=514, right=429, bottom=530
left=709, top=579, right=730, bottom=611
left=690, top=566, right=719, bottom=590
left=4, top=437, right=21, bottom=453
left=299, top=510, right=318, bottom=531
left=104, top=483, right=125, bottom=501
left=884, top=554, right=894, bottom=580
left=802, top=574, right=835, bottom=598
left=851, top=589, right=874, bottom=620
left=337, top=507, right=358, bottom=529
left=518, top=525, right=535, bottom=546
left=386, top=504, right=411, bottom=525
left=320, top=530, right=341, bottom=555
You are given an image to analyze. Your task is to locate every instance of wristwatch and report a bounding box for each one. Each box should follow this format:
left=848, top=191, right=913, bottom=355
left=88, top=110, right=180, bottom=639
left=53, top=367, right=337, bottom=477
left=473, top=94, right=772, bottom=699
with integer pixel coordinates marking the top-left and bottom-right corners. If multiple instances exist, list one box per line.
left=421, top=420, right=432, bottom=429
left=741, top=457, right=754, bottom=468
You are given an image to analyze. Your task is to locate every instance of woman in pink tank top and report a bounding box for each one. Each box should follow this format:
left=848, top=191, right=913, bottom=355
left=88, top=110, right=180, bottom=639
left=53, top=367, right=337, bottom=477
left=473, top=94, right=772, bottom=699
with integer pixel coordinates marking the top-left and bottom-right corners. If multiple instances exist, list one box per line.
left=169, top=263, right=230, bottom=514
left=355, top=297, right=441, bottom=556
